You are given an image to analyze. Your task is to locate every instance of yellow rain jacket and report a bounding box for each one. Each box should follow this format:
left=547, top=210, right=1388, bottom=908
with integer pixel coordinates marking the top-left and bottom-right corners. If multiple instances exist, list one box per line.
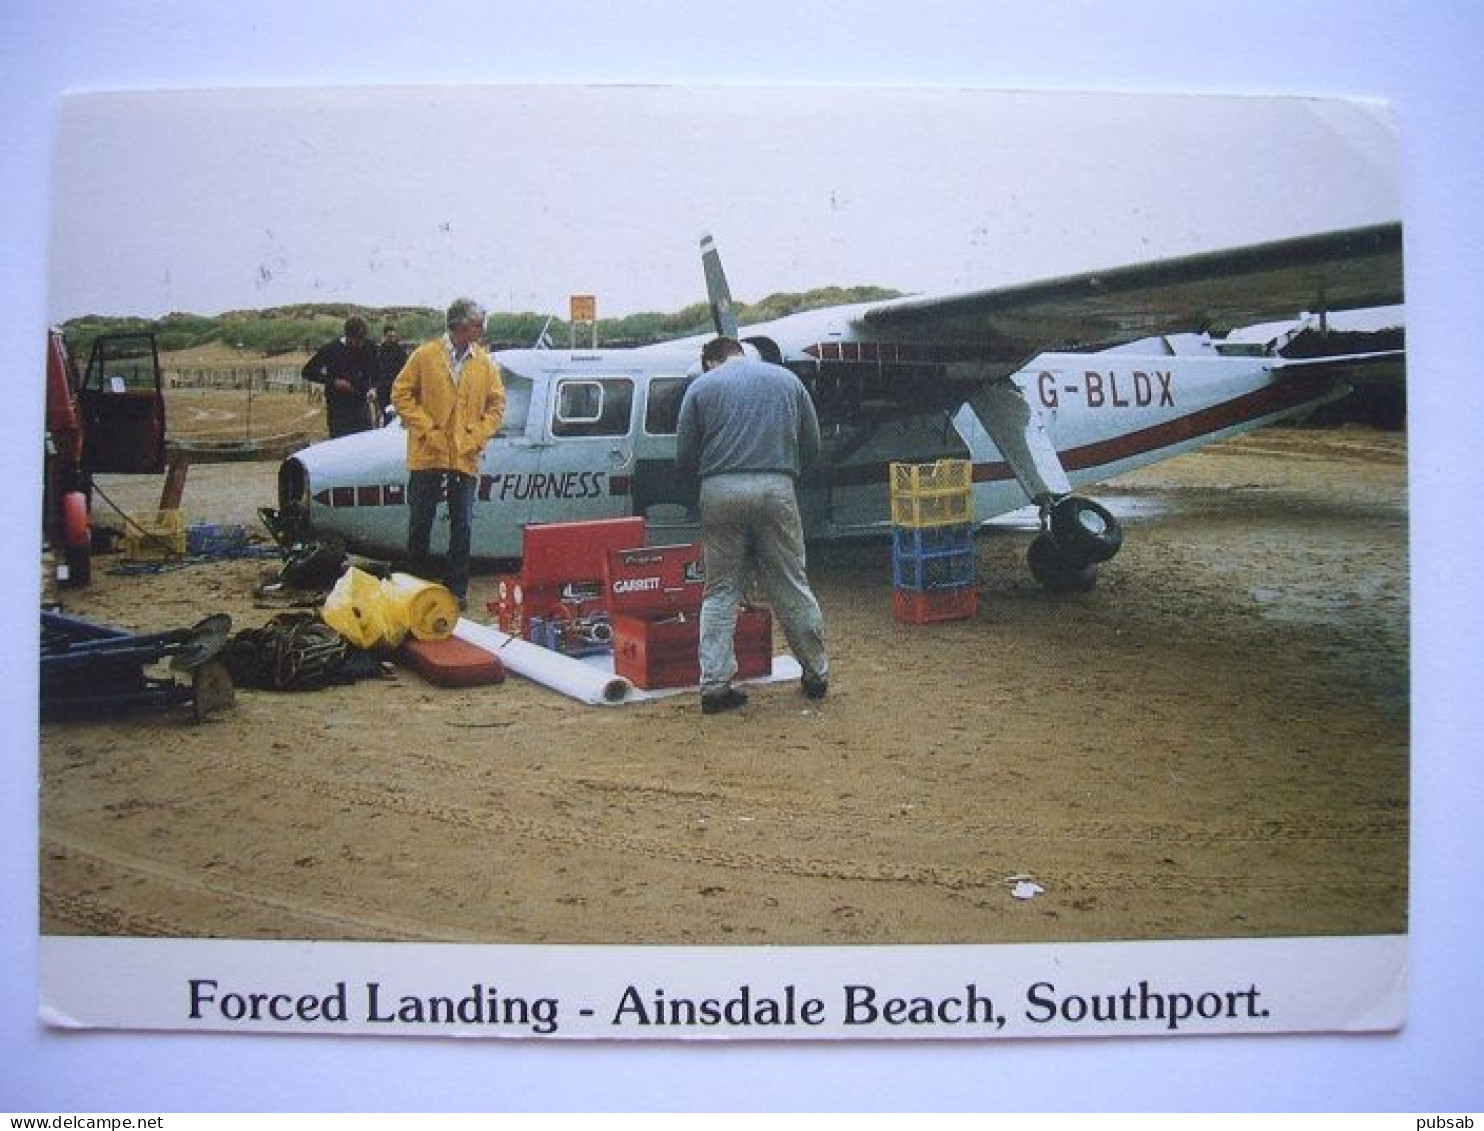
left=391, top=337, right=506, bottom=476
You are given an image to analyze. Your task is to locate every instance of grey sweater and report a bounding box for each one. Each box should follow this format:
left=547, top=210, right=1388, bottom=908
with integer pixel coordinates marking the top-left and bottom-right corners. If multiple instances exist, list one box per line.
left=674, top=356, right=822, bottom=480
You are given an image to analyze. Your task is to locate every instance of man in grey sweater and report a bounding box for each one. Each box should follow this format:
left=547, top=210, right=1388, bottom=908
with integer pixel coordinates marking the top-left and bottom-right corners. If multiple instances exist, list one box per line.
left=675, top=336, right=830, bottom=714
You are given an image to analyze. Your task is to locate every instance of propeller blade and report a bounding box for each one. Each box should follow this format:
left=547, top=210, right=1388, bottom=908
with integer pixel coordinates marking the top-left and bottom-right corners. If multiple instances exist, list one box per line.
left=700, top=232, right=739, bottom=339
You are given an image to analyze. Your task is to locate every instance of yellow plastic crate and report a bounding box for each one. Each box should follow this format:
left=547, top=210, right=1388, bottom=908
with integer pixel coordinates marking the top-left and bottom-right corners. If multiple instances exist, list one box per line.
left=890, top=460, right=973, bottom=528
left=123, top=508, right=187, bottom=560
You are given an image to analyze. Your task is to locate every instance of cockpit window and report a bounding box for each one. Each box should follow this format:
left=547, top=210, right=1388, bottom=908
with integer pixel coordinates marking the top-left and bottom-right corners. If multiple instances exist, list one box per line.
left=498, top=373, right=533, bottom=437
left=644, top=376, right=694, bottom=435
left=552, top=377, right=633, bottom=437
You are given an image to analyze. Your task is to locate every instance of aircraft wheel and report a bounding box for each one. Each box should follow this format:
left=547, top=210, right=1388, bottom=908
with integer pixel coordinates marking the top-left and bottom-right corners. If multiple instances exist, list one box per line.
left=1049, top=495, right=1122, bottom=565
left=1028, top=533, right=1098, bottom=593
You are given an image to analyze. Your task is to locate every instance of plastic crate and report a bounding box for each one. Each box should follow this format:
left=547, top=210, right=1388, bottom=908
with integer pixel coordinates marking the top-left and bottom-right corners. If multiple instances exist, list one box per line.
left=891, top=524, right=974, bottom=557
left=123, top=509, right=186, bottom=560
left=893, top=546, right=976, bottom=591
left=892, top=585, right=978, bottom=624
left=890, top=460, right=973, bottom=528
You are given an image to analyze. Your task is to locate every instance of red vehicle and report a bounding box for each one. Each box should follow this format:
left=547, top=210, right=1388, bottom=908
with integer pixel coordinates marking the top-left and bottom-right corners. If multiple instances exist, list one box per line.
left=44, top=329, right=168, bottom=586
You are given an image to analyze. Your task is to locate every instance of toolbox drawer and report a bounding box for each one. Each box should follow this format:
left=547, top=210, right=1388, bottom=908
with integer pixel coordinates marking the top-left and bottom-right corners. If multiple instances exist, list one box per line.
left=611, top=607, right=772, bottom=690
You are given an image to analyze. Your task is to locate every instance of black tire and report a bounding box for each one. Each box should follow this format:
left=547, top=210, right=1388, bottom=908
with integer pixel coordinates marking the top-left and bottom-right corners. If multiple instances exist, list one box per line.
left=1049, top=495, right=1122, bottom=565
left=1028, top=533, right=1098, bottom=593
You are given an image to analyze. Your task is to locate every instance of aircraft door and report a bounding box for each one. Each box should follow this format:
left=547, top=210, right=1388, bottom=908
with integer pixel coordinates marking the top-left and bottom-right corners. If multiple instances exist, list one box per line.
left=631, top=373, right=700, bottom=540
left=535, top=373, right=638, bottom=526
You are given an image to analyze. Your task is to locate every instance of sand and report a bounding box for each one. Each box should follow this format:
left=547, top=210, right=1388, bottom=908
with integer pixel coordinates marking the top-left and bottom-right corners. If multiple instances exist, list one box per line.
left=39, top=422, right=1408, bottom=945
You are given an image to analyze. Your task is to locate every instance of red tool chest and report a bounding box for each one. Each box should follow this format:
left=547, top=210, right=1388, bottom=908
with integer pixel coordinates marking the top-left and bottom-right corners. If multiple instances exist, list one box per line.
left=603, top=543, right=705, bottom=616
left=611, top=607, right=773, bottom=690
left=524, top=516, right=645, bottom=586
left=491, top=516, right=646, bottom=638
left=604, top=543, right=773, bottom=689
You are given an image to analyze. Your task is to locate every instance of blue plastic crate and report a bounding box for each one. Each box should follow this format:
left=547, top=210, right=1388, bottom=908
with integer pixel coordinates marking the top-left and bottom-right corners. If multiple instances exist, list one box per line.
left=892, top=545, right=976, bottom=590
left=892, top=524, right=973, bottom=558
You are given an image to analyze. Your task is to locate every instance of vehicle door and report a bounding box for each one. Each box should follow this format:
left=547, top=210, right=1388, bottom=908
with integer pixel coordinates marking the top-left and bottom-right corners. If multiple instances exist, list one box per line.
left=79, top=333, right=167, bottom=474
left=631, top=372, right=700, bottom=541
left=532, top=372, right=639, bottom=525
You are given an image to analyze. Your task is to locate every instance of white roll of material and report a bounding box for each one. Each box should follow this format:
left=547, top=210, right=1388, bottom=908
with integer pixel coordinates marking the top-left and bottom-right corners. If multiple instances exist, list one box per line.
left=453, top=620, right=635, bottom=707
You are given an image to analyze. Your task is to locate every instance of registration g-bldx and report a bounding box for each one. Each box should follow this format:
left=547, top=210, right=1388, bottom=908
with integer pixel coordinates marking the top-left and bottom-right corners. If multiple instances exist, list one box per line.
left=265, top=224, right=1404, bottom=592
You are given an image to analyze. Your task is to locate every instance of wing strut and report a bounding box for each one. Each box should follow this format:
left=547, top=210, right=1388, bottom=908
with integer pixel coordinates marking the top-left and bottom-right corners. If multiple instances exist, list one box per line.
left=959, top=382, right=1124, bottom=593
left=962, top=381, right=1071, bottom=504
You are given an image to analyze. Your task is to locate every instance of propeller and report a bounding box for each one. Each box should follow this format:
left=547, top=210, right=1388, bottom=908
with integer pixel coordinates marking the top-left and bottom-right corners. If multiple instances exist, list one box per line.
left=700, top=232, right=739, bottom=339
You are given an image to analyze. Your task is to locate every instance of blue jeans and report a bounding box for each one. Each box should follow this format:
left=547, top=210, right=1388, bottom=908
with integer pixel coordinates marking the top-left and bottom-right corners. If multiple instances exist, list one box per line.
left=406, top=470, right=476, bottom=600
left=698, top=472, right=828, bottom=694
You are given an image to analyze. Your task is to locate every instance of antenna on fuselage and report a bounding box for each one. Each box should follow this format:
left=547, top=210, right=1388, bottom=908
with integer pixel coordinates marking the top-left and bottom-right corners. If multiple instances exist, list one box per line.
left=533, top=315, right=555, bottom=350
left=700, top=232, right=740, bottom=339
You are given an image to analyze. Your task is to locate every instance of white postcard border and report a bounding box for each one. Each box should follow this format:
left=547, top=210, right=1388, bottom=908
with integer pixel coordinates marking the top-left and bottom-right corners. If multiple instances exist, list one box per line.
left=40, top=933, right=1406, bottom=1041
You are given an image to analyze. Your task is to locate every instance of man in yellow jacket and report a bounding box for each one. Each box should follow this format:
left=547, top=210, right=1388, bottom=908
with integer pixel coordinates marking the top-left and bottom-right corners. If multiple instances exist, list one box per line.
left=390, top=298, right=506, bottom=607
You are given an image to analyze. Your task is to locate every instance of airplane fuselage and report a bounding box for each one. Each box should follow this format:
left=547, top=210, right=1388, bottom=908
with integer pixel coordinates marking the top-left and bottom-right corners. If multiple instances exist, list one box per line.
left=273, top=330, right=1347, bottom=562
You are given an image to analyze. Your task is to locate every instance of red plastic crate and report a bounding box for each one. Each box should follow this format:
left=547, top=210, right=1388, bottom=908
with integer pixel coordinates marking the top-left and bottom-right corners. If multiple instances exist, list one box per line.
left=611, top=607, right=772, bottom=690
left=892, top=586, right=978, bottom=624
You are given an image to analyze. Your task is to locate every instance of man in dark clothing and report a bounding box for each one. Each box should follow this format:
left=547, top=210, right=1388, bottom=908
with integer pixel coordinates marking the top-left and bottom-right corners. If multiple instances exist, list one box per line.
left=675, top=336, right=830, bottom=714
left=374, top=324, right=409, bottom=421
left=302, top=316, right=379, bottom=438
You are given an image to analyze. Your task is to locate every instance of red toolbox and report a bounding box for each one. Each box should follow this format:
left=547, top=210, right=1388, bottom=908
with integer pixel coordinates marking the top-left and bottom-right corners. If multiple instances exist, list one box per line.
left=603, top=543, right=706, bottom=617
left=490, top=516, right=646, bottom=638
left=399, top=636, right=506, bottom=688
left=612, top=606, right=773, bottom=690
left=524, top=516, right=646, bottom=586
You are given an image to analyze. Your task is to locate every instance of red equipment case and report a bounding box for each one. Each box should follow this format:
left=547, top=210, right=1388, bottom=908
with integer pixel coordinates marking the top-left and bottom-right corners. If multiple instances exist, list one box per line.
left=611, top=607, right=773, bottom=690
left=604, top=543, right=772, bottom=690
left=490, top=516, right=647, bottom=637
left=603, top=543, right=705, bottom=617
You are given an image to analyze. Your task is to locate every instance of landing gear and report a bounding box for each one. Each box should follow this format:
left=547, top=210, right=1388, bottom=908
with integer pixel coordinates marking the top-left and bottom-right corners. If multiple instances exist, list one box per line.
left=1048, top=495, right=1122, bottom=564
left=1027, top=494, right=1123, bottom=593
left=1027, top=533, right=1099, bottom=593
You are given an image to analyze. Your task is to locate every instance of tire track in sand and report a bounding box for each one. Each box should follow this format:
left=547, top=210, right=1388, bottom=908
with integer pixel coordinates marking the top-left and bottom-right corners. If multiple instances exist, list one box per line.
left=41, top=830, right=487, bottom=941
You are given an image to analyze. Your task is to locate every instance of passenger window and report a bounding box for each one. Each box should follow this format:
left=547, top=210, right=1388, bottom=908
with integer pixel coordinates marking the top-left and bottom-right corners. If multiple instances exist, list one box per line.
left=644, top=376, right=694, bottom=435
left=552, top=377, right=633, bottom=437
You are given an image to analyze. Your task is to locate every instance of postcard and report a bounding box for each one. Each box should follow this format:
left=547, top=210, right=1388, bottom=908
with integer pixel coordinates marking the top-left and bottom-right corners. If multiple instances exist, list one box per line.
left=38, top=85, right=1406, bottom=1040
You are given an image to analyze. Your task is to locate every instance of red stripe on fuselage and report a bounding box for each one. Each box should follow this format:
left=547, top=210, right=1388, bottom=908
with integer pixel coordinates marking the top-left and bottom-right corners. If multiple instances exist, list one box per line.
left=829, top=370, right=1338, bottom=487
left=1057, top=369, right=1335, bottom=472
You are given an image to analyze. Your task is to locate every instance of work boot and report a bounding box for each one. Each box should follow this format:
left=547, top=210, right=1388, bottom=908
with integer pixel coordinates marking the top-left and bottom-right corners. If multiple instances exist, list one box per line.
left=700, top=686, right=749, bottom=714
left=801, top=672, right=829, bottom=700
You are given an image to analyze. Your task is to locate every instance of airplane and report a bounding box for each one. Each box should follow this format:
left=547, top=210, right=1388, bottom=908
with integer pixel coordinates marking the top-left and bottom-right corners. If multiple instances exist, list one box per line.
left=263, top=222, right=1404, bottom=592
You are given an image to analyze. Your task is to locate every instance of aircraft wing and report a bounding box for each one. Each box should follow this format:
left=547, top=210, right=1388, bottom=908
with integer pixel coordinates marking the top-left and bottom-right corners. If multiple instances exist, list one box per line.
left=855, top=222, right=1403, bottom=367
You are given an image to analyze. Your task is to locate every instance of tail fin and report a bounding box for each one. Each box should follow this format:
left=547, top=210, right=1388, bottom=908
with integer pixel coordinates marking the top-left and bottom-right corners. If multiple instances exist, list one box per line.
left=700, top=232, right=739, bottom=339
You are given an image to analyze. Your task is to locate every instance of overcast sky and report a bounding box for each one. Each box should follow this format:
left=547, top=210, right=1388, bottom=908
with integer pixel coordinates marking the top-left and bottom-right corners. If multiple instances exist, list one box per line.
left=50, top=86, right=1400, bottom=321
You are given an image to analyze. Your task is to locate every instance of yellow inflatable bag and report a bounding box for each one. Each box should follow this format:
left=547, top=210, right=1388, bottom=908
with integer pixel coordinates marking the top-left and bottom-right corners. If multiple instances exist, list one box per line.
left=382, top=572, right=460, bottom=642
left=322, top=566, right=404, bottom=649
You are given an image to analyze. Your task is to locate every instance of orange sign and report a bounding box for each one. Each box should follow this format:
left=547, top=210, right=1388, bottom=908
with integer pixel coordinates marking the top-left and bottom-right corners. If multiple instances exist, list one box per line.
left=569, top=294, right=597, bottom=322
